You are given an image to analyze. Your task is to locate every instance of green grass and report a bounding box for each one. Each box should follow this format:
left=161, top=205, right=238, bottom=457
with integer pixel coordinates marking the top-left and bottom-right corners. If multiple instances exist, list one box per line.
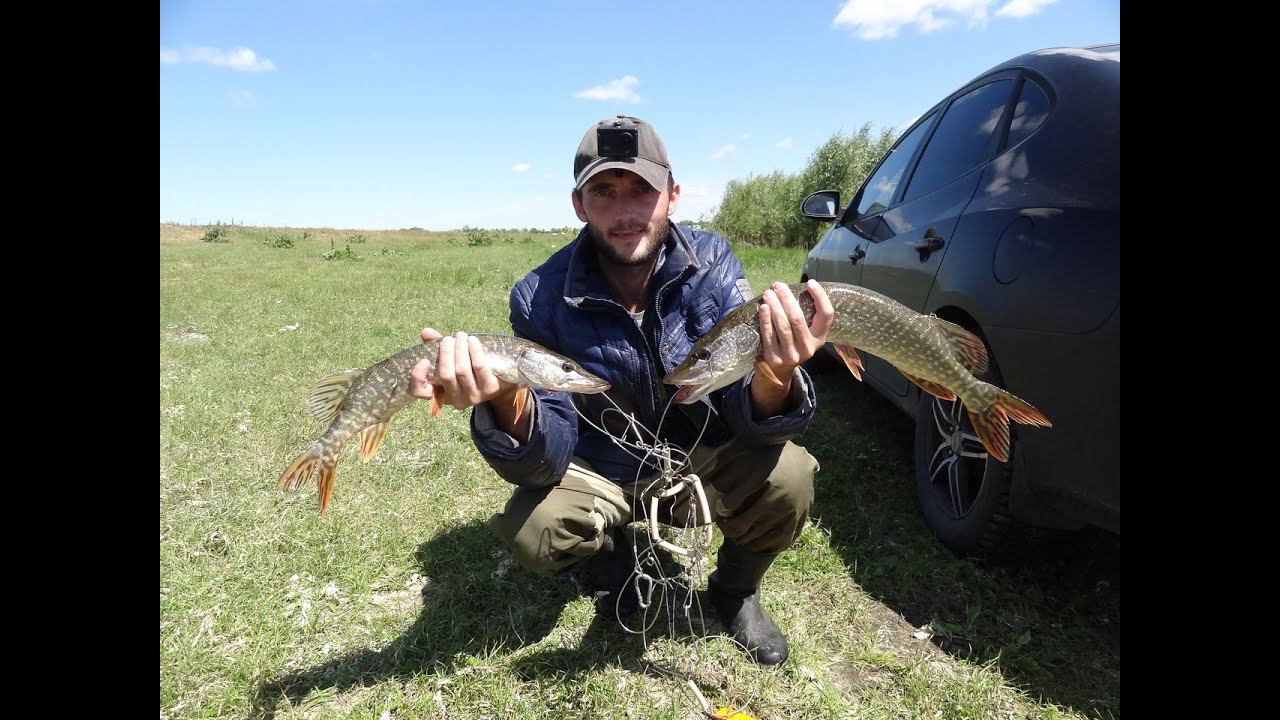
left=160, top=224, right=1119, bottom=719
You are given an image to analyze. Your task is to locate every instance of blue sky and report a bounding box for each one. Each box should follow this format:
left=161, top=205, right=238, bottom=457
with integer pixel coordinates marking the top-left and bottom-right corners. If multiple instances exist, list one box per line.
left=160, top=0, right=1119, bottom=231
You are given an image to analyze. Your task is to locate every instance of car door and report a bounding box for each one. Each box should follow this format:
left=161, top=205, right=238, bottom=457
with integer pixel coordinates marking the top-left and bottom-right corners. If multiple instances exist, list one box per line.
left=857, top=73, right=1019, bottom=396
left=823, top=110, right=941, bottom=291
left=811, top=225, right=864, bottom=286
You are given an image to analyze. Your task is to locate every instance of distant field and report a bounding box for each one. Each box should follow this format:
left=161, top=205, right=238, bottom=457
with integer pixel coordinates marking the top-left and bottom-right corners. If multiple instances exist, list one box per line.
left=160, top=224, right=1119, bottom=719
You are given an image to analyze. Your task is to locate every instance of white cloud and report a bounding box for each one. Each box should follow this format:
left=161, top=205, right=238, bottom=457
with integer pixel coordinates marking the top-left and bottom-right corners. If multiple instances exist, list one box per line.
left=512, top=163, right=532, bottom=173
left=229, top=90, right=256, bottom=106
left=833, top=0, right=1052, bottom=40
left=574, top=76, right=643, bottom=103
left=159, top=45, right=277, bottom=71
left=776, top=138, right=793, bottom=149
left=710, top=144, right=736, bottom=160
left=543, top=172, right=554, bottom=180
left=741, top=132, right=752, bottom=140
left=996, top=0, right=1058, bottom=18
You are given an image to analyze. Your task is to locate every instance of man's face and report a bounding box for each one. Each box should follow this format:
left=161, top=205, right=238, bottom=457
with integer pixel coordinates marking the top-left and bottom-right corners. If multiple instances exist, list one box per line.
left=572, top=169, right=681, bottom=267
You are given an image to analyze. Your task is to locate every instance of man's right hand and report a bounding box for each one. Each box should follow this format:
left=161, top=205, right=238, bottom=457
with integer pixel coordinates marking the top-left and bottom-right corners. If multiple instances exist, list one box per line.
left=409, top=329, right=520, bottom=410
left=409, top=329, right=532, bottom=442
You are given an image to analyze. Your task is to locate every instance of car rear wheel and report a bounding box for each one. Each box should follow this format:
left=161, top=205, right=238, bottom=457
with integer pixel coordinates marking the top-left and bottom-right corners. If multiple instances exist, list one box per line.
left=913, top=340, right=1015, bottom=558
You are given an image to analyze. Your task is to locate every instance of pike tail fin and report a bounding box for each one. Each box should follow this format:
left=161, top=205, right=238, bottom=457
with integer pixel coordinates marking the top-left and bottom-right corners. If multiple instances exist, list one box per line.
left=967, top=385, right=1052, bottom=463
left=276, top=443, right=323, bottom=491
left=316, top=461, right=339, bottom=516
left=277, top=442, right=343, bottom=515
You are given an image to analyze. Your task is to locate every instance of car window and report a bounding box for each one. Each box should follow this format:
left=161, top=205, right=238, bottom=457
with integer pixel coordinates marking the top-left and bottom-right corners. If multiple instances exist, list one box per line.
left=854, top=112, right=936, bottom=217
left=1003, top=78, right=1051, bottom=150
left=902, top=79, right=1014, bottom=202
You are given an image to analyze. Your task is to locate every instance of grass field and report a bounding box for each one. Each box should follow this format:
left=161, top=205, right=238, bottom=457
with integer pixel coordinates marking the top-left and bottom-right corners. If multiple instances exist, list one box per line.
left=160, top=224, right=1119, bottom=719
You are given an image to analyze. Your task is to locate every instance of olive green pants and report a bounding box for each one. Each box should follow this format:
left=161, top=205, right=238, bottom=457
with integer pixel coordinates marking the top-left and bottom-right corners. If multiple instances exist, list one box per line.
left=488, top=440, right=818, bottom=576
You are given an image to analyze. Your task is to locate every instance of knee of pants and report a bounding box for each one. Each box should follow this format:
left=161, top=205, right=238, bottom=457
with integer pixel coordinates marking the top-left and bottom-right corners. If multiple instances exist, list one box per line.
left=768, top=443, right=818, bottom=517
left=487, top=491, right=611, bottom=577
left=722, top=444, right=818, bottom=553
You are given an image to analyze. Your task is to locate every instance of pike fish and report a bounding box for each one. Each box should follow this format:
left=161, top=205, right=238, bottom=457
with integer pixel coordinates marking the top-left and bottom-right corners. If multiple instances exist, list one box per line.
left=277, top=334, right=610, bottom=514
left=663, top=281, right=1051, bottom=462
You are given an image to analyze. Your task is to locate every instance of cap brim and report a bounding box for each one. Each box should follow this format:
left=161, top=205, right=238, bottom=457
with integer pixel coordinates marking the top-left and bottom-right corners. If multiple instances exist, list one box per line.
left=574, top=157, right=669, bottom=192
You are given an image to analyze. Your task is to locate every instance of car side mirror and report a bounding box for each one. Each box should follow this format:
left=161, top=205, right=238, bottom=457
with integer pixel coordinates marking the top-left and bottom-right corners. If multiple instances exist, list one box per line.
left=801, top=190, right=842, bottom=221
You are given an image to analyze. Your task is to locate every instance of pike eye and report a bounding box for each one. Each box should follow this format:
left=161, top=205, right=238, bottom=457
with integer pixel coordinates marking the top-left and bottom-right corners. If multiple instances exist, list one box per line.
left=695, top=349, right=711, bottom=361
left=561, top=362, right=573, bottom=373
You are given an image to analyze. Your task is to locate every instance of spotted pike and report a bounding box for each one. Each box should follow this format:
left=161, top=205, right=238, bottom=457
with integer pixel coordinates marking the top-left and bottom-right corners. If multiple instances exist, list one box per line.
left=663, top=281, right=1051, bottom=462
left=277, top=334, right=610, bottom=514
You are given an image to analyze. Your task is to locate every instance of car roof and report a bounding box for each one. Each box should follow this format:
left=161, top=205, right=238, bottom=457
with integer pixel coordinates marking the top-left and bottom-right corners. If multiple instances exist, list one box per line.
left=953, top=43, right=1119, bottom=92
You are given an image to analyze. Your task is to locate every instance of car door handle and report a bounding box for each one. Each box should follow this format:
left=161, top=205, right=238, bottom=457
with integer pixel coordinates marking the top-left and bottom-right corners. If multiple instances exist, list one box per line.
left=848, top=247, right=865, bottom=264
left=907, top=236, right=944, bottom=251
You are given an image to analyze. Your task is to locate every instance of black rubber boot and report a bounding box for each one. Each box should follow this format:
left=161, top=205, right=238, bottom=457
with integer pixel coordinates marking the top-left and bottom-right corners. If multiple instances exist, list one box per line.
left=587, top=528, right=638, bottom=619
left=707, top=539, right=789, bottom=665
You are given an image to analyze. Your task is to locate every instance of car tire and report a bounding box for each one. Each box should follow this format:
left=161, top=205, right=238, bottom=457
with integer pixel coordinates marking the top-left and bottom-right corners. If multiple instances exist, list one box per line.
left=913, top=336, right=1016, bottom=559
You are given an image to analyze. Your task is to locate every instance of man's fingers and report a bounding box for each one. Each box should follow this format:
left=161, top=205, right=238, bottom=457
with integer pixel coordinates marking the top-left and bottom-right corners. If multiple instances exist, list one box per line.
left=806, top=279, right=834, bottom=342
left=774, top=282, right=811, bottom=346
left=468, top=335, right=500, bottom=394
left=758, top=301, right=775, bottom=359
left=420, top=327, right=443, bottom=343
left=410, top=358, right=434, bottom=399
left=437, top=336, right=456, bottom=394
left=451, top=332, right=478, bottom=407
left=763, top=289, right=794, bottom=345
left=764, top=288, right=799, bottom=364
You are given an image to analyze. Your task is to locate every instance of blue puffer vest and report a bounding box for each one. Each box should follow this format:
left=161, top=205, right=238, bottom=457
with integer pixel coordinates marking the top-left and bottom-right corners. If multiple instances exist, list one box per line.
left=470, top=222, right=815, bottom=487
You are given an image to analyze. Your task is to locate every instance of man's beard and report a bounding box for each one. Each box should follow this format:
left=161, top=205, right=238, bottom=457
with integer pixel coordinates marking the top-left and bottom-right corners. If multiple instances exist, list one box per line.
left=587, top=219, right=668, bottom=268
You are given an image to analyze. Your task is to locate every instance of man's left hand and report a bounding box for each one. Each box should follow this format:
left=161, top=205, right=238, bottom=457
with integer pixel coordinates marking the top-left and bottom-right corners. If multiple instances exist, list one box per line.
left=758, top=279, right=834, bottom=380
left=751, top=280, right=833, bottom=418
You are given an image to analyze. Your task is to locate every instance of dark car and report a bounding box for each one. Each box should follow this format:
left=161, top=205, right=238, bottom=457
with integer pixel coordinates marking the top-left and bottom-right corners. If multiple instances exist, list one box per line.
left=798, top=43, right=1119, bottom=557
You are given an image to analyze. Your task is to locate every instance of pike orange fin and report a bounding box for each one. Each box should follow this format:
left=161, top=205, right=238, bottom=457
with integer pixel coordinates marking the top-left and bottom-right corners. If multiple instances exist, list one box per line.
left=276, top=444, right=322, bottom=491
left=931, top=319, right=989, bottom=375
left=429, top=385, right=443, bottom=419
left=511, top=386, right=531, bottom=425
left=305, top=368, right=364, bottom=424
left=968, top=386, right=1053, bottom=463
left=316, top=461, right=338, bottom=515
left=755, top=359, right=784, bottom=387
left=967, top=402, right=1011, bottom=463
left=358, top=421, right=390, bottom=463
left=831, top=342, right=865, bottom=381
left=901, top=371, right=956, bottom=401
left=993, top=387, right=1052, bottom=428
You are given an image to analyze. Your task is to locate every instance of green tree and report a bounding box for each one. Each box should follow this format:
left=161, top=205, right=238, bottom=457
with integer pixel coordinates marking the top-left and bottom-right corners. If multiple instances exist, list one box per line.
left=711, top=123, right=899, bottom=247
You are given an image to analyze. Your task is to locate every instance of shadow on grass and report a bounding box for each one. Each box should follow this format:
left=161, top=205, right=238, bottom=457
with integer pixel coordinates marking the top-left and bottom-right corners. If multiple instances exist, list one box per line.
left=250, top=522, right=579, bottom=717
left=250, top=523, right=706, bottom=717
left=803, top=370, right=1121, bottom=718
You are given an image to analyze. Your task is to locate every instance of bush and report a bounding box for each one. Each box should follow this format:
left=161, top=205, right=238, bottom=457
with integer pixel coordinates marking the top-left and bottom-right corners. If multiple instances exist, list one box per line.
left=322, top=245, right=361, bottom=261
left=464, top=227, right=494, bottom=246
left=262, top=233, right=294, bottom=248
left=711, top=124, right=898, bottom=247
left=346, top=234, right=367, bottom=244
left=201, top=225, right=230, bottom=243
